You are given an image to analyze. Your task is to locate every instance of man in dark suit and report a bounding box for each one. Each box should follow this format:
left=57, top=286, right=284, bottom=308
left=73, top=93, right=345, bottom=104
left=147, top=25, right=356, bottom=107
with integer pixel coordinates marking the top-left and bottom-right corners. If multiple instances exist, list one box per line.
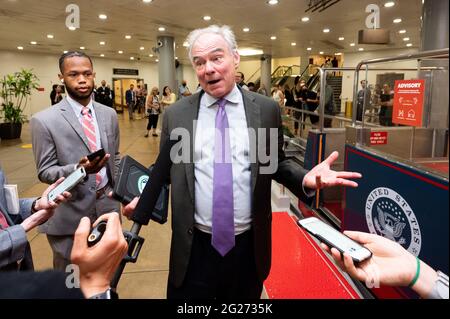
left=95, top=80, right=111, bottom=106
left=124, top=25, right=361, bottom=299
left=30, top=51, right=121, bottom=271
left=125, top=84, right=136, bottom=120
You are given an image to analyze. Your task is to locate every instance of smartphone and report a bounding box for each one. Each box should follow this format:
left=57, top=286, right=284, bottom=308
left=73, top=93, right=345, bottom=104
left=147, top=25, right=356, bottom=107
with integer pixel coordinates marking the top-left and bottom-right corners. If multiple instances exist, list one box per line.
left=47, top=167, right=86, bottom=202
left=297, top=217, right=372, bottom=263
left=87, top=148, right=106, bottom=162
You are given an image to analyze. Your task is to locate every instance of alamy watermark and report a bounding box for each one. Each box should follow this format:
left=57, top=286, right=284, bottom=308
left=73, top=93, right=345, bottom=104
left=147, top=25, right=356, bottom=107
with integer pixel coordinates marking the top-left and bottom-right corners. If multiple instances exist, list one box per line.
left=65, top=4, right=80, bottom=30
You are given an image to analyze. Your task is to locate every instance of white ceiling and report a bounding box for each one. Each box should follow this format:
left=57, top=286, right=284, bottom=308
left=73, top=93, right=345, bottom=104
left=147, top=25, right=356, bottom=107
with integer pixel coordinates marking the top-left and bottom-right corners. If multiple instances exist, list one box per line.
left=0, top=0, right=423, bottom=64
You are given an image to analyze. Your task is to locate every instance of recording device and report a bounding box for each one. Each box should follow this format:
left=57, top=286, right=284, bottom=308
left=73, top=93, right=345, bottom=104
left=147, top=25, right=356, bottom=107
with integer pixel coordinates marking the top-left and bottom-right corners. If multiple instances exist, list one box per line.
left=297, top=217, right=372, bottom=263
left=47, top=167, right=86, bottom=202
left=87, top=221, right=107, bottom=247
left=112, top=156, right=151, bottom=205
left=87, top=148, right=106, bottom=162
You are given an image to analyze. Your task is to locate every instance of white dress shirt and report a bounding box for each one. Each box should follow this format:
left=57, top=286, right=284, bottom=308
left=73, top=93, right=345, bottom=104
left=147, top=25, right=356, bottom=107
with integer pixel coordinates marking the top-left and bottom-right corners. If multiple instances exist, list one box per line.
left=66, top=95, right=108, bottom=190
left=194, top=85, right=252, bottom=234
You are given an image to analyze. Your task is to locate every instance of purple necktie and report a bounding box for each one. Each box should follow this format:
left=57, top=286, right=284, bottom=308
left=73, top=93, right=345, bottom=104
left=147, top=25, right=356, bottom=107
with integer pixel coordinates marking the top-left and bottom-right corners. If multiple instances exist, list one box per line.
left=211, top=98, right=235, bottom=256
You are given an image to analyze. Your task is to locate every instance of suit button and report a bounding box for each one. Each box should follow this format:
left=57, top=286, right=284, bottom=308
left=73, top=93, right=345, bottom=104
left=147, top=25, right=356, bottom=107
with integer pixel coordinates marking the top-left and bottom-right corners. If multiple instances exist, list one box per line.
left=187, top=227, right=193, bottom=235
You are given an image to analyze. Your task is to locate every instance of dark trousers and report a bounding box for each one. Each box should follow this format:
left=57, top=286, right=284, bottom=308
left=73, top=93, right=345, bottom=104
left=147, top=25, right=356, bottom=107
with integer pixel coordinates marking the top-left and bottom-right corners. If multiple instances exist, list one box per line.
left=147, top=114, right=159, bottom=130
left=167, top=228, right=263, bottom=299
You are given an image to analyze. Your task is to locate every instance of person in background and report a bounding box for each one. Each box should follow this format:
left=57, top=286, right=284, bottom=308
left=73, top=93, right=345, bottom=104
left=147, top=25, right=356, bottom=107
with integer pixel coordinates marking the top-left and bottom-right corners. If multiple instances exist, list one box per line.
left=247, top=82, right=256, bottom=92
left=235, top=71, right=249, bottom=90
left=178, top=80, right=192, bottom=99
left=144, top=86, right=160, bottom=137
left=50, top=84, right=58, bottom=105
left=125, top=84, right=136, bottom=120
left=379, top=83, right=394, bottom=126
left=257, top=83, right=267, bottom=96
left=160, top=86, right=176, bottom=112
left=356, top=80, right=371, bottom=122
left=321, top=231, right=449, bottom=299
left=0, top=212, right=128, bottom=299
left=95, top=80, right=111, bottom=106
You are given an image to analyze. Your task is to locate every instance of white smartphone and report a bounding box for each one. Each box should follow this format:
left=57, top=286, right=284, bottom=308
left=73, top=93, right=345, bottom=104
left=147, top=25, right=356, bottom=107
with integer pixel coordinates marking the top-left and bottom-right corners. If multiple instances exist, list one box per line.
left=47, top=167, right=86, bottom=202
left=297, top=217, right=372, bottom=263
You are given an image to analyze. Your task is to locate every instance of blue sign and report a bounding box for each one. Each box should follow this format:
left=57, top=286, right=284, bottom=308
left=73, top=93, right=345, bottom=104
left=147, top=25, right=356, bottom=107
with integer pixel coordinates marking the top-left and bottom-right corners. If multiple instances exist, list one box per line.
left=344, top=145, right=449, bottom=277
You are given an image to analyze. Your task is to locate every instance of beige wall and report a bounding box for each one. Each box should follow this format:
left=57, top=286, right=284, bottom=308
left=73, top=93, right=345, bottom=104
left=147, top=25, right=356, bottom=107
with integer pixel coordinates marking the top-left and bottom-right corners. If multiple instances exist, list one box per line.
left=0, top=50, right=161, bottom=119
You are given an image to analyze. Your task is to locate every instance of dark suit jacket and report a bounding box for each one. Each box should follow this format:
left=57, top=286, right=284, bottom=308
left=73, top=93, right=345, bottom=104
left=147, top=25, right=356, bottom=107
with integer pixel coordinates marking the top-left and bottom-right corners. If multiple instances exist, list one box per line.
left=125, top=89, right=135, bottom=105
left=161, top=88, right=312, bottom=287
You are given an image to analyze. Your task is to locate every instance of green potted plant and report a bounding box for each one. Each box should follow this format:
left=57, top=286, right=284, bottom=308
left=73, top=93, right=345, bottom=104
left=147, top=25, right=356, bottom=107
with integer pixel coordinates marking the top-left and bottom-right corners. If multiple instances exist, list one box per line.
left=0, top=69, right=39, bottom=139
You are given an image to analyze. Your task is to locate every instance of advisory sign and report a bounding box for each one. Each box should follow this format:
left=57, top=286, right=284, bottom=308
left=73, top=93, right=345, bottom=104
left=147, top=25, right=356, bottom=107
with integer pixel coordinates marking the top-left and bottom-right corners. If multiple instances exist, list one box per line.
left=392, top=79, right=425, bottom=126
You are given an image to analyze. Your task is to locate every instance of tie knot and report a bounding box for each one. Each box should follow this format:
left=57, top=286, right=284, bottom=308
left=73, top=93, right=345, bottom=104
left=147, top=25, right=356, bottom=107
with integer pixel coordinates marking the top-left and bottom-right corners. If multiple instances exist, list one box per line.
left=217, top=99, right=227, bottom=109
left=81, top=107, right=90, bottom=116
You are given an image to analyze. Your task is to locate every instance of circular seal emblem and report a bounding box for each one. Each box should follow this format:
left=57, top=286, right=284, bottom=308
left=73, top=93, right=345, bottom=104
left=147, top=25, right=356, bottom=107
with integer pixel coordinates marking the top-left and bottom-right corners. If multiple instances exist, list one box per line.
left=365, top=187, right=421, bottom=256
left=137, top=175, right=149, bottom=194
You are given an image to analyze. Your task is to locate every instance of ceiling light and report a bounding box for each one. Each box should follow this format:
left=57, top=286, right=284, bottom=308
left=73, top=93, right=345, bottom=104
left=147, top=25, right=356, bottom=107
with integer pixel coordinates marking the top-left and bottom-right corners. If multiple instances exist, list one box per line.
left=270, top=36, right=277, bottom=40
left=68, top=26, right=76, bottom=31
left=267, top=0, right=279, bottom=5
left=130, top=57, right=134, bottom=60
left=237, top=48, right=264, bottom=56
left=323, top=28, right=330, bottom=33
left=335, top=52, right=342, bottom=56
left=158, top=27, right=165, bottom=32
left=100, top=54, right=105, bottom=57
left=384, top=1, right=395, bottom=7
left=393, top=18, right=402, bottom=23
left=17, top=46, right=23, bottom=50
left=125, top=35, right=131, bottom=39
left=319, top=51, right=324, bottom=54
left=183, top=41, right=189, bottom=47
left=175, top=57, right=178, bottom=60
left=338, top=37, right=344, bottom=41
left=99, top=41, right=106, bottom=45
left=30, top=41, right=37, bottom=45
left=142, top=0, right=153, bottom=3
left=406, top=43, right=413, bottom=47
left=403, top=37, right=410, bottom=41
left=63, top=50, right=68, bottom=54
left=47, top=34, right=54, bottom=39
left=98, top=14, right=107, bottom=20
left=243, top=27, right=250, bottom=32
left=291, top=42, right=296, bottom=46
left=358, top=48, right=364, bottom=51
left=307, top=47, right=312, bottom=51
left=149, top=54, right=154, bottom=57
left=140, top=46, right=145, bottom=50
left=79, top=46, right=85, bottom=50
left=155, top=59, right=159, bottom=62
left=399, top=29, right=407, bottom=34
left=118, top=50, right=123, bottom=54
left=203, top=16, right=211, bottom=21
left=350, top=43, right=355, bottom=46
left=301, top=17, right=310, bottom=22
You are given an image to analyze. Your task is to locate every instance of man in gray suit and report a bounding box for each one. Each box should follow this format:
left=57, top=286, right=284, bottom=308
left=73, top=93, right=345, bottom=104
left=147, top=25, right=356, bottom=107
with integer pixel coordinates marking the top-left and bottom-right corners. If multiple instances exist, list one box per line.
left=0, top=167, right=70, bottom=270
left=31, top=51, right=121, bottom=271
left=124, top=25, right=361, bottom=299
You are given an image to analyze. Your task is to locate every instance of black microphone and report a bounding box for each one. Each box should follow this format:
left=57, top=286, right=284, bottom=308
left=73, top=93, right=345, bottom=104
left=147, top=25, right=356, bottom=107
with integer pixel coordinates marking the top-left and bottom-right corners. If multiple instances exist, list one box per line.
left=131, top=137, right=180, bottom=225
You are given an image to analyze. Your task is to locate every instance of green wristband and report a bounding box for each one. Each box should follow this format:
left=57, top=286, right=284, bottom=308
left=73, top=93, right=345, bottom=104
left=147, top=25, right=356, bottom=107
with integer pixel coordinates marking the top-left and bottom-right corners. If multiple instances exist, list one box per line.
left=408, top=257, right=420, bottom=287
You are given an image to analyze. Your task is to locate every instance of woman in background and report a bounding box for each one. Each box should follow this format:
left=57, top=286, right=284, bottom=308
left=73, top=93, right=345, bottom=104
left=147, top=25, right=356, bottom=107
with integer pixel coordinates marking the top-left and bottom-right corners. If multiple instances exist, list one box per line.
left=145, top=87, right=161, bottom=137
left=160, top=86, right=176, bottom=112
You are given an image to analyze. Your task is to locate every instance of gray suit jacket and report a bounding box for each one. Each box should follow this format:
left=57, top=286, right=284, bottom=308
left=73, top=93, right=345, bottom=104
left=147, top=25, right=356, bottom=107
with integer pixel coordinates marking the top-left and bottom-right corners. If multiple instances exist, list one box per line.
left=30, top=98, right=121, bottom=235
left=0, top=168, right=35, bottom=269
left=161, top=88, right=312, bottom=287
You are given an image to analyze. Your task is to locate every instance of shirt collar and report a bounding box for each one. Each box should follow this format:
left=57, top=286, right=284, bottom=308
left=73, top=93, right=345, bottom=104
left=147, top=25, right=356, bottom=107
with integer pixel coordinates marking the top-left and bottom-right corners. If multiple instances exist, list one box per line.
left=204, top=84, right=241, bottom=108
left=66, top=94, right=94, bottom=115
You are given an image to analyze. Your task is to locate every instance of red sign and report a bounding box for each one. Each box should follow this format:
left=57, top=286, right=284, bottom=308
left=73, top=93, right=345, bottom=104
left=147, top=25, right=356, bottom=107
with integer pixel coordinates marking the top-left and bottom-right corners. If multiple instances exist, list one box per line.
left=370, top=131, right=388, bottom=145
left=392, top=79, right=425, bottom=127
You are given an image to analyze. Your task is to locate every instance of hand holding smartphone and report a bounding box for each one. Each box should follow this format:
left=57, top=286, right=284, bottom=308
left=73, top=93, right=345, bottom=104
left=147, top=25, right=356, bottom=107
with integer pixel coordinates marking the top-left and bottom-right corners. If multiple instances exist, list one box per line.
left=87, top=148, right=106, bottom=162
left=47, top=167, right=86, bottom=202
left=297, top=217, right=372, bottom=263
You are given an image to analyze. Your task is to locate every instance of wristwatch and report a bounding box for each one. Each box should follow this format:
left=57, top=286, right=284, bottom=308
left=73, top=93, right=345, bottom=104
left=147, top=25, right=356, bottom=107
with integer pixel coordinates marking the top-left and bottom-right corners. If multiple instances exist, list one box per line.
left=31, top=197, right=41, bottom=213
left=89, top=288, right=119, bottom=299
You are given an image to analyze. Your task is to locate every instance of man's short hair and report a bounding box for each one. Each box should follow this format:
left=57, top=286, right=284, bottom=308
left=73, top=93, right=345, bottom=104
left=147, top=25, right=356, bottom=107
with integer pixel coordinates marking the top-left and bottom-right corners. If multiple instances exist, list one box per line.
left=185, top=25, right=238, bottom=62
left=59, top=51, right=93, bottom=73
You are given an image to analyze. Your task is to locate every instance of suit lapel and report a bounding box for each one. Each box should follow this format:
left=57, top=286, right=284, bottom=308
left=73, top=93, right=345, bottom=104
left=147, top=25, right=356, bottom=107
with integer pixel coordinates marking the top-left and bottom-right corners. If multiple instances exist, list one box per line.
left=59, top=98, right=90, bottom=151
left=241, top=90, right=261, bottom=194
left=183, top=93, right=201, bottom=203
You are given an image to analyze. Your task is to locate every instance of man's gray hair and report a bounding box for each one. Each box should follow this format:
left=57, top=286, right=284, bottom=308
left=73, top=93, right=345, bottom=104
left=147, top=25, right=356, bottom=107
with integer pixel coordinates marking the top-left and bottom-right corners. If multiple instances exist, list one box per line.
left=185, top=25, right=238, bottom=62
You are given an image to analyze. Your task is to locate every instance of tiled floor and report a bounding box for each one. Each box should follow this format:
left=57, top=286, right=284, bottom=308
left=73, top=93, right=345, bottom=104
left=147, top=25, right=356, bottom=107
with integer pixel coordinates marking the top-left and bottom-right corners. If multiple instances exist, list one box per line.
left=0, top=111, right=170, bottom=298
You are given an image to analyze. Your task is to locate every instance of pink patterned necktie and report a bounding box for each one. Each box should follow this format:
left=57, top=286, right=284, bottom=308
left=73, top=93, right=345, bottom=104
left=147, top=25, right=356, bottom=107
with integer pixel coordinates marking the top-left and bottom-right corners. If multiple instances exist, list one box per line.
left=211, top=98, right=235, bottom=256
left=0, top=209, right=9, bottom=230
left=81, top=107, right=102, bottom=186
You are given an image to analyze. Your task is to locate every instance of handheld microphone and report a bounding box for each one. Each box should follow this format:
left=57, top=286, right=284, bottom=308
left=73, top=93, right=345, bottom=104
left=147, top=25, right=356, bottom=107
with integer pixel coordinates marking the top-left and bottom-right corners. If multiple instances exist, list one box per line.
left=131, top=137, right=180, bottom=225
